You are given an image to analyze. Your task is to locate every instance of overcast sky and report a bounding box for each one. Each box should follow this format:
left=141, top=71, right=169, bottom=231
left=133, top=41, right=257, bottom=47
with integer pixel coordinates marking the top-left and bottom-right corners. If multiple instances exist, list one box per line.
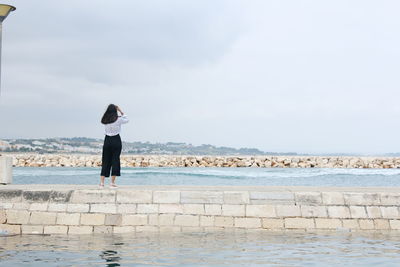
left=0, top=0, right=399, bottom=154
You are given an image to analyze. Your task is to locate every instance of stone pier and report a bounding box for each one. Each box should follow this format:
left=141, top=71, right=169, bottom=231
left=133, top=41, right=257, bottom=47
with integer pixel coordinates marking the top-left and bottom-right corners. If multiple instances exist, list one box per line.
left=1, top=185, right=400, bottom=234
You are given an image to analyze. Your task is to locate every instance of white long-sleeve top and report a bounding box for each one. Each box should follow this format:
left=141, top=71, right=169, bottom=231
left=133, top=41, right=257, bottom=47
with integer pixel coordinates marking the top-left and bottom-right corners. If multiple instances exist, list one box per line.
left=104, top=115, right=129, bottom=136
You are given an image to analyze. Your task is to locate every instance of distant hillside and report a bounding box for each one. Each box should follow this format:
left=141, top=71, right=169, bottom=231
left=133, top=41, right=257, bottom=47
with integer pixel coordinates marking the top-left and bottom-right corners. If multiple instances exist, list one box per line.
left=0, top=137, right=297, bottom=156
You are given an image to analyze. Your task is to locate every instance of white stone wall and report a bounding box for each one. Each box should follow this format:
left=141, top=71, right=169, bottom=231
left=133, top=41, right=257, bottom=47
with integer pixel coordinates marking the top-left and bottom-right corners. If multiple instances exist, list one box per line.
left=1, top=186, right=400, bottom=234
left=5, top=153, right=400, bottom=168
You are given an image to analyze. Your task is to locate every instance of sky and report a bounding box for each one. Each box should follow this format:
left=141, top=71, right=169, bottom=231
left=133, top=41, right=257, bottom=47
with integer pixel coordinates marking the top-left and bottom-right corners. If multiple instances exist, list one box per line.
left=0, top=0, right=400, bottom=154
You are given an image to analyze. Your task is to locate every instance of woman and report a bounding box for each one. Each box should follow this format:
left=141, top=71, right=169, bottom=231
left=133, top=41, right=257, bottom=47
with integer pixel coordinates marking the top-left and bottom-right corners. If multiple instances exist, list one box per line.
left=100, top=104, right=129, bottom=188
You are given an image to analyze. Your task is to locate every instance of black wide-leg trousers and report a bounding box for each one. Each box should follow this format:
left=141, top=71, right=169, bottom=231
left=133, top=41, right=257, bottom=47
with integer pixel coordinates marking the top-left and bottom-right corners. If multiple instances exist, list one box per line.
left=101, top=134, right=122, bottom=177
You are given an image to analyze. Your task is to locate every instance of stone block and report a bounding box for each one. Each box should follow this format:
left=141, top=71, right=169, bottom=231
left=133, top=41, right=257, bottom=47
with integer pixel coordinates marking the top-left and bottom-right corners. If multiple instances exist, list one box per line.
left=222, top=205, right=245, bottom=216
left=344, top=193, right=380, bottom=206
left=342, top=219, right=359, bottom=229
left=234, top=218, right=262, bottom=228
left=29, top=203, right=48, bottom=211
left=315, top=219, right=342, bottom=229
left=389, top=220, right=400, bottom=230
left=246, top=205, right=276, bottom=218
left=0, top=224, right=20, bottom=234
left=174, top=215, right=199, bottom=227
left=117, top=204, right=137, bottom=214
left=158, top=214, right=175, bottom=226
left=214, top=216, right=234, bottom=227
left=44, top=225, right=68, bottom=234
left=137, top=204, right=158, bottom=214
left=121, top=214, right=147, bottom=226
left=275, top=205, right=301, bottom=217
left=223, top=191, right=250, bottom=204
left=6, top=210, right=30, bottom=224
left=116, top=190, right=152, bottom=203
left=56, top=213, right=80, bottom=225
left=374, top=219, right=390, bottom=230
left=68, top=226, right=93, bottom=234
left=322, top=192, right=344, bottom=205
left=327, top=206, right=350, bottom=218
left=21, top=225, right=43, bottom=234
left=250, top=191, right=294, bottom=204
left=105, top=214, right=122, bottom=226
left=48, top=203, right=67, bottom=212
left=94, top=226, right=113, bottom=234
left=366, top=206, right=382, bottom=218
left=295, top=192, right=322, bottom=205
left=90, top=204, right=117, bottom=213
left=159, top=226, right=181, bottom=232
left=71, top=190, right=116, bottom=203
left=300, top=206, right=327, bottom=218
left=380, top=193, right=400, bottom=206
left=205, top=204, right=222, bottom=215
left=80, top=214, right=105, bottom=226
left=380, top=207, right=400, bottom=219
left=0, top=203, right=13, bottom=209
left=148, top=214, right=158, bottom=225
left=153, top=191, right=180, bottom=203
left=136, top=226, right=159, bottom=232
left=113, top=226, right=135, bottom=233
left=183, top=204, right=204, bottom=215
left=49, top=190, right=73, bottom=203
left=359, top=219, right=374, bottom=230
left=181, top=191, right=223, bottom=204
left=30, top=212, right=57, bottom=225
left=284, top=218, right=315, bottom=229
left=0, top=210, right=5, bottom=224
left=13, top=203, right=30, bottom=210
left=67, top=204, right=90, bottom=213
left=0, top=189, right=22, bottom=202
left=262, top=219, right=284, bottom=229
left=200, top=216, right=214, bottom=227
left=23, top=190, right=51, bottom=202
left=349, top=206, right=368, bottom=218
left=159, top=204, right=183, bottom=214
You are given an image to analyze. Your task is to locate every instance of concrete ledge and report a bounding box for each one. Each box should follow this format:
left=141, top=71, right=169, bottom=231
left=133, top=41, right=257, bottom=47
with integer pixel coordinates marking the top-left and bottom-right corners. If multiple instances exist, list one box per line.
left=1, top=185, right=400, bottom=234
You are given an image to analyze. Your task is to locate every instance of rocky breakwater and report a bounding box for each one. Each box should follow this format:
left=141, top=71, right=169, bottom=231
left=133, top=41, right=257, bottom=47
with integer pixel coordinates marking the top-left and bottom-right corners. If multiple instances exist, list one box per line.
left=6, top=154, right=400, bottom=168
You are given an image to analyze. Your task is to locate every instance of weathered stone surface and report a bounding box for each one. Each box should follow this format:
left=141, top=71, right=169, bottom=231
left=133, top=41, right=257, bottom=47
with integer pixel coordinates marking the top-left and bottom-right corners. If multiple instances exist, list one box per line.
left=344, top=193, right=380, bottom=206
left=349, top=206, right=368, bottom=218
left=234, top=217, right=262, bottom=228
left=275, top=205, right=301, bottom=217
left=80, top=213, right=105, bottom=225
left=94, top=226, right=113, bottom=234
left=366, top=206, right=381, bottom=218
left=174, top=215, right=199, bottom=227
left=223, top=191, right=250, bottom=204
left=389, top=220, right=400, bottom=230
left=315, top=218, right=342, bottom=229
left=322, top=192, right=344, bottom=205
left=71, top=190, right=115, bottom=203
left=214, top=216, right=234, bottom=227
left=23, top=191, right=51, bottom=202
left=0, top=190, right=22, bottom=202
left=250, top=192, right=294, bottom=204
left=117, top=190, right=152, bottom=203
left=29, top=203, right=48, bottom=211
left=300, top=206, right=327, bottom=218
left=380, top=207, right=400, bottom=219
left=113, top=226, right=135, bottom=233
left=159, top=204, right=183, bottom=214
left=183, top=204, right=204, bottom=215
left=90, top=204, right=117, bottom=213
left=157, top=214, right=175, bottom=226
left=117, top=204, right=137, bottom=214
left=222, top=205, right=245, bottom=216
left=0, top=202, right=13, bottom=209
left=284, top=218, right=314, bottom=229
left=181, top=191, right=223, bottom=204
left=12, top=203, right=30, bottom=210
left=295, top=192, right=322, bottom=205
left=262, top=219, right=284, bottom=229
left=48, top=203, right=67, bottom=212
left=153, top=191, right=180, bottom=203
left=380, top=193, right=400, bottom=206
left=200, top=216, right=214, bottom=227
left=246, top=205, right=276, bottom=217
left=30, top=212, right=57, bottom=225
left=136, top=226, right=159, bottom=232
left=137, top=204, right=158, bottom=214
left=0, top=210, right=6, bottom=224
left=374, top=219, right=390, bottom=230
left=67, top=204, right=89, bottom=213
left=49, top=191, right=73, bottom=202
left=105, top=214, right=122, bottom=226
left=6, top=210, right=30, bottom=224
left=205, top=204, right=222, bottom=215
left=69, top=226, right=93, bottom=234
left=0, top=224, right=20, bottom=234
left=359, top=219, right=374, bottom=230
left=121, top=214, right=147, bottom=226
left=21, top=225, right=43, bottom=234
left=327, top=206, right=350, bottom=218
left=56, top=213, right=80, bottom=225
left=342, top=219, right=359, bottom=229
left=44, top=225, right=68, bottom=234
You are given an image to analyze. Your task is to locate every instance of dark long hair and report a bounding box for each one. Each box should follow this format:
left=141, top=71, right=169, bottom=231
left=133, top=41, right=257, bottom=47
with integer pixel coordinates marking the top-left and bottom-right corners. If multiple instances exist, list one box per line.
left=101, top=104, right=118, bottom=124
